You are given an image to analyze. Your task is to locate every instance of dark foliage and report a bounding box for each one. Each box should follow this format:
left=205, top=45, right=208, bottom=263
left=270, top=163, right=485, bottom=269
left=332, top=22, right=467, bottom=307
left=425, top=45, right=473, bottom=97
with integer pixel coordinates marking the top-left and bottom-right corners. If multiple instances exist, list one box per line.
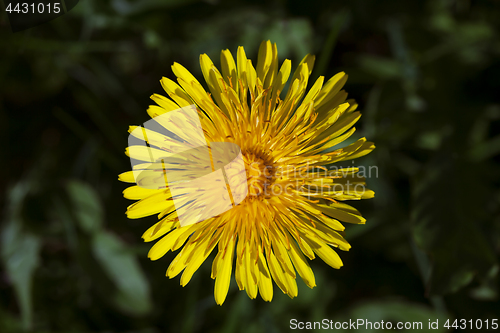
left=1, top=0, right=500, bottom=332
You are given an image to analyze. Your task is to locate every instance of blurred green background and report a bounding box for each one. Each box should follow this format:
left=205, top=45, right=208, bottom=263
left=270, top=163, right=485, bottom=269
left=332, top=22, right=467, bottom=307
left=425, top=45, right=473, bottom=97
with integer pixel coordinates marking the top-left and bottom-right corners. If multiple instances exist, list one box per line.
left=1, top=0, right=500, bottom=332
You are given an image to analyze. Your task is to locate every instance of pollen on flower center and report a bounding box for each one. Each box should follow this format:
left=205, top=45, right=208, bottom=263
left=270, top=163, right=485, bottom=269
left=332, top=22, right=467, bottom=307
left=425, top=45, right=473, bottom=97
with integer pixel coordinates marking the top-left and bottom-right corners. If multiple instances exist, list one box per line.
left=242, top=153, right=273, bottom=198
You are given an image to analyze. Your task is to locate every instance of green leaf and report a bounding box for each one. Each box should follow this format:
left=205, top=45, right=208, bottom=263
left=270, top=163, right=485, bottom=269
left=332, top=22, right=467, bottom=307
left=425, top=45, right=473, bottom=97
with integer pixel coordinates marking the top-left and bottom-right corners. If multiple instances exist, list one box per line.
left=412, top=151, right=498, bottom=295
left=1, top=224, right=41, bottom=332
left=357, top=56, right=403, bottom=80
left=311, top=9, right=349, bottom=83
left=263, top=18, right=314, bottom=59
left=91, top=231, right=152, bottom=315
left=112, top=0, right=200, bottom=16
left=469, top=134, right=500, bottom=161
left=65, top=180, right=103, bottom=234
left=1, top=183, right=41, bottom=331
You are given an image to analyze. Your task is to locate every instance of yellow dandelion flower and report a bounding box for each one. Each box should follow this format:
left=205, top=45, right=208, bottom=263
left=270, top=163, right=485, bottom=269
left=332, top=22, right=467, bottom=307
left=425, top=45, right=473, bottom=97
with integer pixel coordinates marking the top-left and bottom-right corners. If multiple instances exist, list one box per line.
left=120, top=40, right=375, bottom=305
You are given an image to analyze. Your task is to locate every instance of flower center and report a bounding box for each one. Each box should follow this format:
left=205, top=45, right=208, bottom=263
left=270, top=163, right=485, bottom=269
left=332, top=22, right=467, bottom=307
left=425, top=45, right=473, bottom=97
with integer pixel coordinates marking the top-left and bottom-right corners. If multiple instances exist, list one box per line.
left=243, top=153, right=273, bottom=198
